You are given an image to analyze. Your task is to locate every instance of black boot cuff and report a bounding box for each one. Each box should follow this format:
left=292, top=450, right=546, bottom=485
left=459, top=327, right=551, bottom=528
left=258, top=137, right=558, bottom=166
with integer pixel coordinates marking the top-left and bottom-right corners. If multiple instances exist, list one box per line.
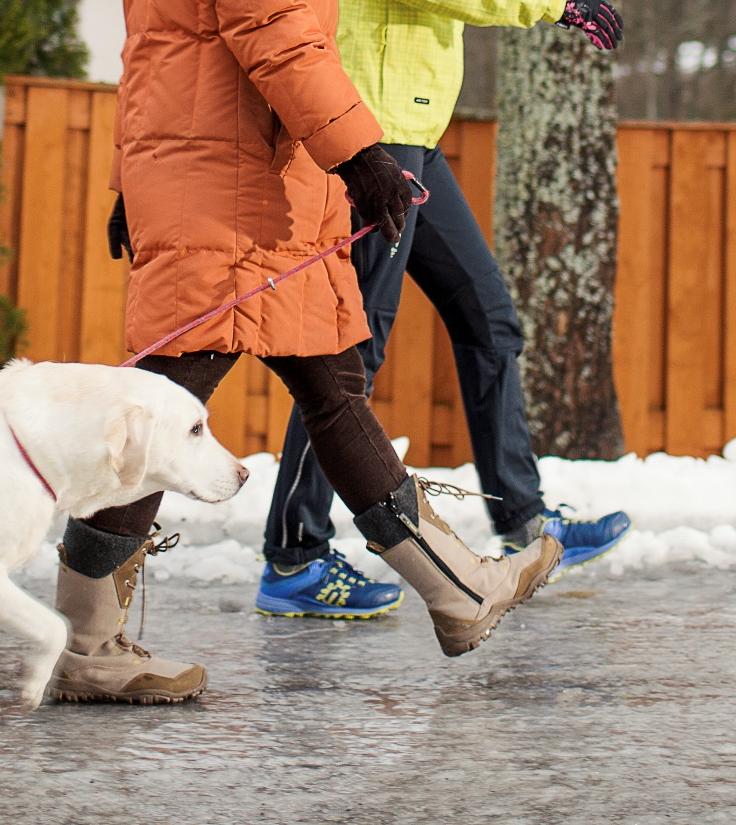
left=353, top=475, right=417, bottom=550
left=61, top=518, right=145, bottom=579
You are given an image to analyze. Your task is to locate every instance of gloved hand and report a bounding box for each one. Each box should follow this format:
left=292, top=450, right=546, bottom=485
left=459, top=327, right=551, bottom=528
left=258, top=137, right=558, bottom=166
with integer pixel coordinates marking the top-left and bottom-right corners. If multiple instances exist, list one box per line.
left=557, top=0, right=623, bottom=50
left=333, top=145, right=414, bottom=243
left=107, top=192, right=133, bottom=262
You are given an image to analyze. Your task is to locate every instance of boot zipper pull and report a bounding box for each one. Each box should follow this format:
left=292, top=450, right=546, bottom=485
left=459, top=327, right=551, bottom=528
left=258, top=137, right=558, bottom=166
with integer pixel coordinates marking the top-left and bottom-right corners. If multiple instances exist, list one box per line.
left=384, top=493, right=423, bottom=540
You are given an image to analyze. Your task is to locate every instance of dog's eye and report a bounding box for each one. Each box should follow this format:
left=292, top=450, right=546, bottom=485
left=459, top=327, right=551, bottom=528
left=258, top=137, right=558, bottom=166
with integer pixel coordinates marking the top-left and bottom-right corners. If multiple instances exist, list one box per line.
left=190, top=422, right=202, bottom=436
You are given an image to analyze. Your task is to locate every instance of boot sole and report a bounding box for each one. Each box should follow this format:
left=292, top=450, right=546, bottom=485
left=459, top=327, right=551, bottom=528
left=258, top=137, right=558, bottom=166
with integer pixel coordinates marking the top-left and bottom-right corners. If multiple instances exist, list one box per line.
left=434, top=536, right=564, bottom=658
left=46, top=673, right=207, bottom=705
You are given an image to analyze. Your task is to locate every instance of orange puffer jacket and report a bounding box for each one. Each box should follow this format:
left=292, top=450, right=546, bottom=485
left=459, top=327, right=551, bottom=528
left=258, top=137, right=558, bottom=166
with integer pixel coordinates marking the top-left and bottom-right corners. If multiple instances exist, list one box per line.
left=113, top=0, right=383, bottom=357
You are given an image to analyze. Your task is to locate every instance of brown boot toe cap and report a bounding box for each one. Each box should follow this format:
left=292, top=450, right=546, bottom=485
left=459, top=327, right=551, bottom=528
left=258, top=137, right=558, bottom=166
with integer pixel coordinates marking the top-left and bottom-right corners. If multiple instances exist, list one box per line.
left=514, top=535, right=563, bottom=600
left=122, top=665, right=207, bottom=699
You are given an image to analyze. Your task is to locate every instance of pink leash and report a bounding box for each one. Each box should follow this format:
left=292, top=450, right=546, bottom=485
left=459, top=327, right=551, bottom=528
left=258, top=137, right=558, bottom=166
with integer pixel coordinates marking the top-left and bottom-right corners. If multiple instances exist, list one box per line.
left=120, top=171, right=429, bottom=368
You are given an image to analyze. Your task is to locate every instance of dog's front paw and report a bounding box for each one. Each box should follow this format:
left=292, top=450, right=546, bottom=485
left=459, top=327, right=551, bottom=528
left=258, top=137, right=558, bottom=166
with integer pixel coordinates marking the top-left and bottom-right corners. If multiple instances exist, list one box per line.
left=20, top=680, right=48, bottom=711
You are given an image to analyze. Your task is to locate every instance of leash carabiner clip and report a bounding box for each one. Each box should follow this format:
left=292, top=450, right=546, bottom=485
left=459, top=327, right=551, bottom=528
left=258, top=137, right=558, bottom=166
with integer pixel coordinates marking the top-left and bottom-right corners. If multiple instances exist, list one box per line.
left=344, top=169, right=430, bottom=209
left=402, top=170, right=430, bottom=206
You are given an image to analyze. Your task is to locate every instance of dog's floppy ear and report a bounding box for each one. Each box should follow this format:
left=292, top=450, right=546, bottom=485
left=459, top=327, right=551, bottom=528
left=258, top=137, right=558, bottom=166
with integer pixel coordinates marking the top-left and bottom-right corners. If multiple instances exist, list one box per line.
left=106, top=404, right=156, bottom=488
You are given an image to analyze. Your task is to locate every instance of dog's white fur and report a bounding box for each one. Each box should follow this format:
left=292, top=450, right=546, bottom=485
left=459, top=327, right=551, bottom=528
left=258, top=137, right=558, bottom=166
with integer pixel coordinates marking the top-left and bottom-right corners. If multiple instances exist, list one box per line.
left=0, top=359, right=247, bottom=709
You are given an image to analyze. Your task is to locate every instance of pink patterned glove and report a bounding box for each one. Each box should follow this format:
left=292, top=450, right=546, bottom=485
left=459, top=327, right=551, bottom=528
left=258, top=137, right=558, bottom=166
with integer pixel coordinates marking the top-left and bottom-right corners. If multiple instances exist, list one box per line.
left=557, top=0, right=623, bottom=50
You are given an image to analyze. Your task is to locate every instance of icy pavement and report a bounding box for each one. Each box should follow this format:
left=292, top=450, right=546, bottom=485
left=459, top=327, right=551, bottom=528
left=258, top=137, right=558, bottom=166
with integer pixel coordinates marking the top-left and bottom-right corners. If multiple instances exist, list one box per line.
left=3, top=440, right=736, bottom=823
left=1, top=565, right=735, bottom=825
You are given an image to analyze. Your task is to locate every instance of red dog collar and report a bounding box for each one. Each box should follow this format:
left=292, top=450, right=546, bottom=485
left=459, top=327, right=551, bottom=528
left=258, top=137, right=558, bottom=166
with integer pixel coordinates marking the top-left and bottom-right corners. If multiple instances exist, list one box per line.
left=8, top=422, right=57, bottom=503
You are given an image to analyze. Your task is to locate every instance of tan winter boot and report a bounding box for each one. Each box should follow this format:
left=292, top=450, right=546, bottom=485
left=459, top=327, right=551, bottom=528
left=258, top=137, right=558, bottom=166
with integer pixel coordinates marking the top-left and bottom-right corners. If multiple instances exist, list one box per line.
left=47, top=539, right=207, bottom=704
left=355, top=476, right=562, bottom=657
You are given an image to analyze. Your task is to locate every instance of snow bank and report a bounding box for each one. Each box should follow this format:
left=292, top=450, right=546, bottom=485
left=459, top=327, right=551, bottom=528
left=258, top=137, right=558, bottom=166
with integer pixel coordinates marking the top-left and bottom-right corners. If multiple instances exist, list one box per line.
left=23, top=438, right=736, bottom=584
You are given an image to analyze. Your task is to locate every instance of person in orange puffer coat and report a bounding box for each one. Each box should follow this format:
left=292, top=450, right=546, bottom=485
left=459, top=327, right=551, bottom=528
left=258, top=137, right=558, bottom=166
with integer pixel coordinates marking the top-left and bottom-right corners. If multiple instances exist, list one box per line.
left=114, top=0, right=389, bottom=357
left=47, top=0, right=562, bottom=707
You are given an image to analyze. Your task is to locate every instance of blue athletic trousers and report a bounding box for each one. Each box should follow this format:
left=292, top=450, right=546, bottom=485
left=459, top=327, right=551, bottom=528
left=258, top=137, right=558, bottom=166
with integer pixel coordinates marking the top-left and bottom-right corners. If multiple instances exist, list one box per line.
left=263, top=145, right=544, bottom=564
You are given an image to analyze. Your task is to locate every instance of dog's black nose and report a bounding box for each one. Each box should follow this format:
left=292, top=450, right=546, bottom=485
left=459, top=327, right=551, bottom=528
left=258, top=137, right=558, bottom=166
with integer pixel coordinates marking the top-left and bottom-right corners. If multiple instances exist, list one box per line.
left=237, top=465, right=249, bottom=485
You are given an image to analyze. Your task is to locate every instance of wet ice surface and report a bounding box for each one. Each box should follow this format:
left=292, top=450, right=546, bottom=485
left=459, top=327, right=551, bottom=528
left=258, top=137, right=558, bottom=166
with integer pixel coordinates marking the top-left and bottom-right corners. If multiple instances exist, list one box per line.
left=1, top=565, right=735, bottom=825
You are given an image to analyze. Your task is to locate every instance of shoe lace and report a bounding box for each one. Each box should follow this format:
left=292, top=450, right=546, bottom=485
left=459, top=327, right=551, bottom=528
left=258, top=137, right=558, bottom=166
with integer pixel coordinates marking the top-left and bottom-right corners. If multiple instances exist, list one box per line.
left=134, top=523, right=181, bottom=641
left=323, top=549, right=373, bottom=585
left=545, top=503, right=578, bottom=525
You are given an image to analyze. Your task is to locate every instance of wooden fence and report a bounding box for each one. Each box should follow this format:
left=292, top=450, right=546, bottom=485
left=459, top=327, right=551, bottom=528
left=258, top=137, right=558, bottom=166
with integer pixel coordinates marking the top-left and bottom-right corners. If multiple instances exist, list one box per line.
left=2, top=76, right=736, bottom=462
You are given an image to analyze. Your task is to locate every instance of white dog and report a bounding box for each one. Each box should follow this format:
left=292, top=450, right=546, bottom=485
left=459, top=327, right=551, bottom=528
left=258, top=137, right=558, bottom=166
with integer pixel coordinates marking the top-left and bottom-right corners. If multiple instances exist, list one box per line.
left=0, top=359, right=248, bottom=709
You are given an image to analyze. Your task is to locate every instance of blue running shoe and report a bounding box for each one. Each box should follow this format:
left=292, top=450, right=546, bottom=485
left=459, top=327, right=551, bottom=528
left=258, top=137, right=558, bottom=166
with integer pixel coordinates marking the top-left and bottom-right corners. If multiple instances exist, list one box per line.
left=504, top=508, right=632, bottom=579
left=256, top=550, right=403, bottom=619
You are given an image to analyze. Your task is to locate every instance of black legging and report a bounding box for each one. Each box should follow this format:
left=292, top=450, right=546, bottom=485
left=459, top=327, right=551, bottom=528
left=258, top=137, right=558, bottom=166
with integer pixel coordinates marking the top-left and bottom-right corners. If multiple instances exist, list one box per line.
left=84, top=348, right=407, bottom=539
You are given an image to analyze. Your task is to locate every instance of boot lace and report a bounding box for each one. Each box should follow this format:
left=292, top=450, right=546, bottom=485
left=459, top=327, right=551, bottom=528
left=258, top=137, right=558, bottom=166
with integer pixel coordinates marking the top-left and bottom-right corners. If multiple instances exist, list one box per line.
left=115, top=632, right=151, bottom=659
left=416, top=478, right=504, bottom=565
left=131, top=523, right=181, bottom=642
left=417, top=477, right=502, bottom=502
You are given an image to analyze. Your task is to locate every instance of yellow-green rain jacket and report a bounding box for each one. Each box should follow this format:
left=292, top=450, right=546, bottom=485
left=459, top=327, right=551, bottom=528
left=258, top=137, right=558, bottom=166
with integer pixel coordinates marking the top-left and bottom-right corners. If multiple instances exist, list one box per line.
left=338, top=0, right=565, bottom=148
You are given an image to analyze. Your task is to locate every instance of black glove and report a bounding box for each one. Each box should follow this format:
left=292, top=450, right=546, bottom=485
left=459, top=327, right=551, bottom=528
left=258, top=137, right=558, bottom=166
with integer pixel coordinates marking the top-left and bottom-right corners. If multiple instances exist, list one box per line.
left=107, top=192, right=133, bottom=262
left=333, top=145, right=413, bottom=243
left=557, top=0, right=623, bottom=50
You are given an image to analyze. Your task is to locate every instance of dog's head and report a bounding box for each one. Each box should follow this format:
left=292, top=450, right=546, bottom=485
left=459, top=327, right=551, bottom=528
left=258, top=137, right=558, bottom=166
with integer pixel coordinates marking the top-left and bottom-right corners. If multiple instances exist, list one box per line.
left=105, top=373, right=248, bottom=506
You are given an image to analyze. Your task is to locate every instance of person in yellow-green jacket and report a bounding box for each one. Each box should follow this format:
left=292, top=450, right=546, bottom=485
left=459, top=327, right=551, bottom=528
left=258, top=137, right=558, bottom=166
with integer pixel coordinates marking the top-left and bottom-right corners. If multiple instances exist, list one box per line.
left=257, top=0, right=630, bottom=619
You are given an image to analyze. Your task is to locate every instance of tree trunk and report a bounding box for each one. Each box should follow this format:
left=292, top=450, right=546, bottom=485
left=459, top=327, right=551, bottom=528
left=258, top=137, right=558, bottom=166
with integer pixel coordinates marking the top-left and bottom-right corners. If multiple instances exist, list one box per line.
left=495, top=25, right=624, bottom=460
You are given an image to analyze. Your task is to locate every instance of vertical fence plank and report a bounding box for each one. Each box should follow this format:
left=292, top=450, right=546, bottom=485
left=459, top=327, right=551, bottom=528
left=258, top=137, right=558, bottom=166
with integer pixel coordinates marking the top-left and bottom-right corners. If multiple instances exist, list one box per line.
left=0, top=83, right=27, bottom=301
left=703, top=142, right=728, bottom=454
left=16, top=87, right=68, bottom=361
left=667, top=131, right=725, bottom=455
left=456, top=120, right=496, bottom=243
left=208, top=355, right=249, bottom=458
left=724, top=133, right=736, bottom=443
left=644, top=136, right=670, bottom=454
left=56, top=91, right=92, bottom=363
left=0, top=126, right=24, bottom=300
left=79, top=91, right=126, bottom=365
left=244, top=358, right=269, bottom=455
left=614, top=128, right=668, bottom=455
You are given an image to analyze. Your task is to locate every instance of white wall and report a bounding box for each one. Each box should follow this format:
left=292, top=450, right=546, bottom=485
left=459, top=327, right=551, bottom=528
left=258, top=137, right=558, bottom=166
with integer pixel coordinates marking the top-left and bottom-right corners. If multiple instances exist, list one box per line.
left=78, top=0, right=126, bottom=83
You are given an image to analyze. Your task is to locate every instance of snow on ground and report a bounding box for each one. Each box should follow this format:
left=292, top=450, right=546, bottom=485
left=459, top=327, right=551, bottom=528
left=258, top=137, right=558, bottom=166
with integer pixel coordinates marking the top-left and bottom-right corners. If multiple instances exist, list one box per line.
left=23, top=437, right=736, bottom=585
